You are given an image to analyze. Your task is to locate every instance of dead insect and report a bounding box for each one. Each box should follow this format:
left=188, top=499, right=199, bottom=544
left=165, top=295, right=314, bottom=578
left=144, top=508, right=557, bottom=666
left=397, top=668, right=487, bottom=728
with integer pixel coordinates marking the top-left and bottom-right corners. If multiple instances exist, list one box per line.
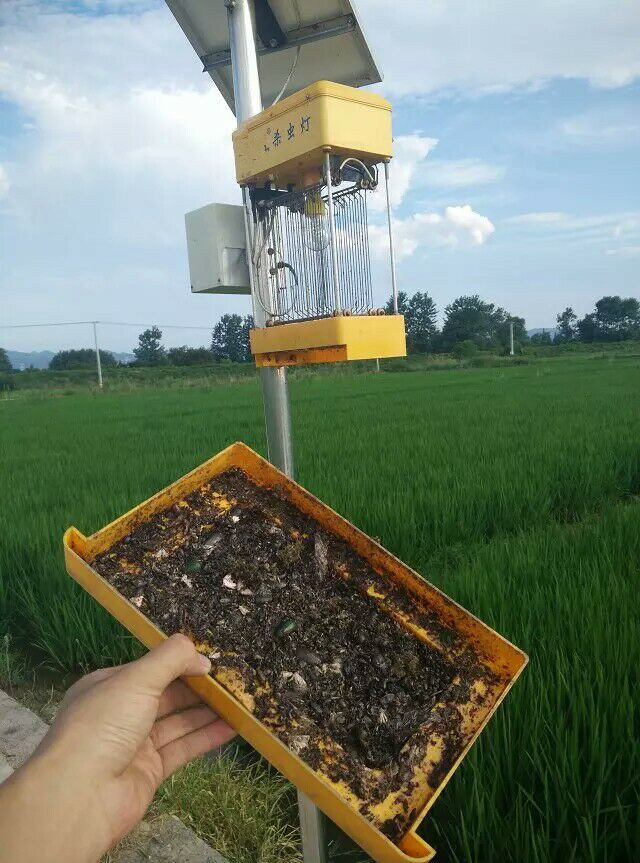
left=290, top=672, right=308, bottom=693
left=289, top=734, right=310, bottom=754
left=275, top=618, right=298, bottom=638
left=202, top=533, right=222, bottom=555
left=296, top=647, right=321, bottom=666
left=185, top=558, right=201, bottom=574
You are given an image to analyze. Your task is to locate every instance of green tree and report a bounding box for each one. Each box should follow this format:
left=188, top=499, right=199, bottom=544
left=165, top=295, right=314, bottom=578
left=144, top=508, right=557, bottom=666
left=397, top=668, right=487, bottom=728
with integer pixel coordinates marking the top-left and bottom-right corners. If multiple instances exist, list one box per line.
left=0, top=348, right=12, bottom=373
left=556, top=307, right=577, bottom=343
left=530, top=330, right=553, bottom=346
left=384, top=292, right=409, bottom=315
left=49, top=348, right=116, bottom=370
left=452, top=340, right=478, bottom=361
left=167, top=346, right=213, bottom=366
left=592, top=296, right=639, bottom=341
left=241, top=315, right=254, bottom=362
left=441, top=295, right=504, bottom=349
left=211, top=314, right=250, bottom=363
left=133, top=326, right=165, bottom=366
left=576, top=314, right=597, bottom=343
left=405, top=292, right=438, bottom=353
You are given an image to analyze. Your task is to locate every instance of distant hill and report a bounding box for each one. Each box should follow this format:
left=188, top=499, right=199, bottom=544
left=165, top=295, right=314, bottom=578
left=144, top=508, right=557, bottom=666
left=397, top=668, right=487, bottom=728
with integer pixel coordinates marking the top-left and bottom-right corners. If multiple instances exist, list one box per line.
left=7, top=349, right=134, bottom=370
left=7, top=350, right=55, bottom=370
left=527, top=328, right=558, bottom=338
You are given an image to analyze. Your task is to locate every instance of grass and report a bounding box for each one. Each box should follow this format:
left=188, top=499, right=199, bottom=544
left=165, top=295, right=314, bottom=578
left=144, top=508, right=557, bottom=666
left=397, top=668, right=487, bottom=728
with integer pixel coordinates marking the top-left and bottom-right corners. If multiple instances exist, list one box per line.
left=6, top=339, right=639, bottom=395
left=1, top=353, right=639, bottom=862
left=152, top=751, right=302, bottom=863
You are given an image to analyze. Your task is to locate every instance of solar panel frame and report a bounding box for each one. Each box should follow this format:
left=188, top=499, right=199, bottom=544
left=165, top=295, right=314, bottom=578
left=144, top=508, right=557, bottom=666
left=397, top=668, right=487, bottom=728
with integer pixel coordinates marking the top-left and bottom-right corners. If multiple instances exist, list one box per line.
left=164, top=0, right=382, bottom=114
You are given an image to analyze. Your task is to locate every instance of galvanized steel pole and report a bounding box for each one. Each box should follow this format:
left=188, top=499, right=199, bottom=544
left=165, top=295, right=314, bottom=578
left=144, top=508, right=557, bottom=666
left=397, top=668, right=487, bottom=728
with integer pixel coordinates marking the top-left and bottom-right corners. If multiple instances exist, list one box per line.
left=227, top=0, right=294, bottom=479
left=384, top=159, right=398, bottom=314
left=226, top=2, right=321, bottom=858
left=509, top=320, right=514, bottom=356
left=92, top=321, right=103, bottom=389
left=324, top=149, right=342, bottom=315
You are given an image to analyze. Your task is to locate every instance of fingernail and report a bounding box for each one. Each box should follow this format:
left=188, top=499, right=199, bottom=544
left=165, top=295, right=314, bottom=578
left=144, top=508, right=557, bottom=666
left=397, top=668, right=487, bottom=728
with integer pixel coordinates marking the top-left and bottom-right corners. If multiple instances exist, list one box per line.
left=198, top=654, right=212, bottom=673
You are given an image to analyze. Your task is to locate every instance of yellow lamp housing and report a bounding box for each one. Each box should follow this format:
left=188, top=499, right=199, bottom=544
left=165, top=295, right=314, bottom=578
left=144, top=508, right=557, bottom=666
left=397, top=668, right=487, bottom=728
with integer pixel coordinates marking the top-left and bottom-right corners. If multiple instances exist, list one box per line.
left=232, top=80, right=392, bottom=188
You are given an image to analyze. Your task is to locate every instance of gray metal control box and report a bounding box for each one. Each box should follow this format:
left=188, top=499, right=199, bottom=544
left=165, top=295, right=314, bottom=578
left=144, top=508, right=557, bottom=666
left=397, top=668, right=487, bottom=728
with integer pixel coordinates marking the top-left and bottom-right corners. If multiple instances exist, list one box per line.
left=185, top=203, right=250, bottom=294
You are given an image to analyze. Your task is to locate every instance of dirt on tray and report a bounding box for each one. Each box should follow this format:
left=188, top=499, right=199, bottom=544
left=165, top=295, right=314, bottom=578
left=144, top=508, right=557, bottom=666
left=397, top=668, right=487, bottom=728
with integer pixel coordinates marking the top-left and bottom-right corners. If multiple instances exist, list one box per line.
left=94, top=468, right=495, bottom=842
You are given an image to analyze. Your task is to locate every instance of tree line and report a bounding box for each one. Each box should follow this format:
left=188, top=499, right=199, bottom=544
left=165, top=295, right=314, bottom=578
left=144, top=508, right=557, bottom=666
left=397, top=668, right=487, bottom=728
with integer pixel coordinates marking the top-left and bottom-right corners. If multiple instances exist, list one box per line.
left=1, top=294, right=638, bottom=373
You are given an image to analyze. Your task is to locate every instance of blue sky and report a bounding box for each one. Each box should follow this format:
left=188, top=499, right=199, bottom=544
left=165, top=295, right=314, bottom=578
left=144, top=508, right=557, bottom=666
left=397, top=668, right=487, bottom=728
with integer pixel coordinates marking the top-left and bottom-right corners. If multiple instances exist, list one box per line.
left=0, top=0, right=639, bottom=353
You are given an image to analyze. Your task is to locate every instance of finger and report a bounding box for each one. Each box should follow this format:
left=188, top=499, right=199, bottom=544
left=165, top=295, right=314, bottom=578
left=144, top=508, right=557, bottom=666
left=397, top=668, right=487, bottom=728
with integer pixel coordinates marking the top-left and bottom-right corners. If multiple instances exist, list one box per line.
left=62, top=666, right=120, bottom=706
left=159, top=719, right=236, bottom=780
left=157, top=680, right=203, bottom=719
left=150, top=705, right=218, bottom=750
left=119, top=634, right=211, bottom=698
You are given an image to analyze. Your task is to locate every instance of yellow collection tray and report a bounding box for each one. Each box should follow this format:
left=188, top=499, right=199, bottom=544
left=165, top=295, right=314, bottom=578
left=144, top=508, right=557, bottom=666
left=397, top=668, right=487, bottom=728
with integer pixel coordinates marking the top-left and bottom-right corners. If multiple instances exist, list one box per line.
left=250, top=314, right=407, bottom=367
left=63, top=442, right=527, bottom=863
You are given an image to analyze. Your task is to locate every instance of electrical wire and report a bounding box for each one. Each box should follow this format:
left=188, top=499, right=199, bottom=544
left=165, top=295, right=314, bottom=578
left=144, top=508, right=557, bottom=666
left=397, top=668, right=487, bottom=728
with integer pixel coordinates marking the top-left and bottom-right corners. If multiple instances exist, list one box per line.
left=270, top=45, right=301, bottom=106
left=338, top=157, right=378, bottom=185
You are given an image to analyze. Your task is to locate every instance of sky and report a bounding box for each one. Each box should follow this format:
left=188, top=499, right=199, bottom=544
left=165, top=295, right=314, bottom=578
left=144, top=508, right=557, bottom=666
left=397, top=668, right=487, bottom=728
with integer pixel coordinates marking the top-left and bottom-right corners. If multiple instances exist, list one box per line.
left=0, top=0, right=639, bottom=353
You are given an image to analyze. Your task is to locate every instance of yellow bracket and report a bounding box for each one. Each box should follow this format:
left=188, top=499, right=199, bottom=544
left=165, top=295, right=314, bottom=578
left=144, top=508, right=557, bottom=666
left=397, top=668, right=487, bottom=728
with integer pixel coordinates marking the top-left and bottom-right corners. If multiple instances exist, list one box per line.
left=250, top=314, right=406, bottom=367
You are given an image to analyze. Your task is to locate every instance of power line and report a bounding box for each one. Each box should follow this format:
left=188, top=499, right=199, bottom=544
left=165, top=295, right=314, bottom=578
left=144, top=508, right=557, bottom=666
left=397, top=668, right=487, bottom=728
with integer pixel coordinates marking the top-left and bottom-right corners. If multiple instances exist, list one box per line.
left=0, top=320, right=214, bottom=331
left=0, top=321, right=96, bottom=329
left=98, top=321, right=213, bottom=331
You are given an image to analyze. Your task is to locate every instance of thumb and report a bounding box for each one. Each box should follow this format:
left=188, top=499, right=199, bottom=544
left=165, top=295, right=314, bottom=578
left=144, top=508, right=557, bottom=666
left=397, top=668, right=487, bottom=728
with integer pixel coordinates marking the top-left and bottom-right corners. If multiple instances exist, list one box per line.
left=120, top=634, right=211, bottom=696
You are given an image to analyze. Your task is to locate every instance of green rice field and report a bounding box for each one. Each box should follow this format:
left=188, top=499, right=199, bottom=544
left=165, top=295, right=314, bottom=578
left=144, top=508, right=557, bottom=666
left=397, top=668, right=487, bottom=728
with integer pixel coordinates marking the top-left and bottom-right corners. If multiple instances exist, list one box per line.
left=1, top=353, right=639, bottom=863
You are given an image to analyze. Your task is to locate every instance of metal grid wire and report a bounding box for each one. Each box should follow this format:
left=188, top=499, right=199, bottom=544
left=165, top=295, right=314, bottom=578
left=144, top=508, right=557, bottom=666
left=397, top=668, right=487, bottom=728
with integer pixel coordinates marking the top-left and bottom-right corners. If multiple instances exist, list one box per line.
left=255, top=183, right=373, bottom=322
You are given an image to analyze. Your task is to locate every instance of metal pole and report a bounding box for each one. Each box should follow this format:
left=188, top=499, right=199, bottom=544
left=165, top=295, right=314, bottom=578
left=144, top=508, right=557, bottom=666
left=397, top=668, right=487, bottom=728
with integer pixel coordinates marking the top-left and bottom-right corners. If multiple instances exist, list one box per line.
left=92, top=321, right=103, bottom=389
left=226, top=2, right=321, bottom=859
left=323, top=150, right=342, bottom=315
left=509, top=320, right=514, bottom=356
left=384, top=159, right=398, bottom=314
left=227, top=0, right=295, bottom=479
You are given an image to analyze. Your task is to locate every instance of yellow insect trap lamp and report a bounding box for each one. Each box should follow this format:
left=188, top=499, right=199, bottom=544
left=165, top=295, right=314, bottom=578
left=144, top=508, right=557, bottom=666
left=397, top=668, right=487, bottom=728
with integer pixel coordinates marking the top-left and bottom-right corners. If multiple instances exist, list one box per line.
left=232, top=80, right=406, bottom=367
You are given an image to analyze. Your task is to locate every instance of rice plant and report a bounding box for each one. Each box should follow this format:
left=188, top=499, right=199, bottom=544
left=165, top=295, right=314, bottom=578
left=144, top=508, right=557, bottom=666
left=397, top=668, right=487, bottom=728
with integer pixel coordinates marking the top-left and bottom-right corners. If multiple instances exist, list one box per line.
left=1, top=354, right=639, bottom=862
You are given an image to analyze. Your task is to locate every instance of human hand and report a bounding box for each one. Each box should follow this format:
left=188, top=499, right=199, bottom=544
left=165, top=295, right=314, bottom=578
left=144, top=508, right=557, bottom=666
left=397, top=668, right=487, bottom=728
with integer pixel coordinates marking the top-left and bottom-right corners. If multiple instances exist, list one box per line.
left=0, top=635, right=235, bottom=863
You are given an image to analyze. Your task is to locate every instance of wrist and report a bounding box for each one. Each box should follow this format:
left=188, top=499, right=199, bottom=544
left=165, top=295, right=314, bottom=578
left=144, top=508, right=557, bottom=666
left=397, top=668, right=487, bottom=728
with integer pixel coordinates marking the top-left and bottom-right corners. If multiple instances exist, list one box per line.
left=0, top=747, right=111, bottom=863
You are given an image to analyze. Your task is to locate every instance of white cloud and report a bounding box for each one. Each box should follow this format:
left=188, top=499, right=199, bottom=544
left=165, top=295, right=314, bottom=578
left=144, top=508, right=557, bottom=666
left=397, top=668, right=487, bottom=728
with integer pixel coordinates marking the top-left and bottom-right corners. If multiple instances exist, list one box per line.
left=605, top=246, right=640, bottom=258
left=506, top=212, right=568, bottom=224
left=366, top=0, right=640, bottom=95
left=0, top=3, right=237, bottom=247
left=371, top=204, right=495, bottom=260
left=0, top=1, right=248, bottom=349
left=0, top=165, right=10, bottom=198
left=422, top=158, right=505, bottom=189
left=368, top=134, right=438, bottom=212
left=560, top=110, right=640, bottom=147
left=504, top=210, right=640, bottom=256
left=366, top=138, right=496, bottom=256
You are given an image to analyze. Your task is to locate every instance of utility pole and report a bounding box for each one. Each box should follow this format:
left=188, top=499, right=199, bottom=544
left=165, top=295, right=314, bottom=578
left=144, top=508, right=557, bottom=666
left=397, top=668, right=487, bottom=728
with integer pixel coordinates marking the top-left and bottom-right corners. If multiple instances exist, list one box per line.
left=227, top=0, right=294, bottom=478
left=92, top=321, right=103, bottom=389
left=509, top=320, right=514, bottom=356
left=225, top=1, right=322, bottom=860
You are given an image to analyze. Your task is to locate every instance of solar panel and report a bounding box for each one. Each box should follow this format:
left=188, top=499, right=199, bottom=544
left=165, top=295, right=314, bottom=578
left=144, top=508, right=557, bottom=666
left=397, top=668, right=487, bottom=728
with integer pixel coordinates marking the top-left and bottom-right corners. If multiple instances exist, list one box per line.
left=164, top=0, right=382, bottom=114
